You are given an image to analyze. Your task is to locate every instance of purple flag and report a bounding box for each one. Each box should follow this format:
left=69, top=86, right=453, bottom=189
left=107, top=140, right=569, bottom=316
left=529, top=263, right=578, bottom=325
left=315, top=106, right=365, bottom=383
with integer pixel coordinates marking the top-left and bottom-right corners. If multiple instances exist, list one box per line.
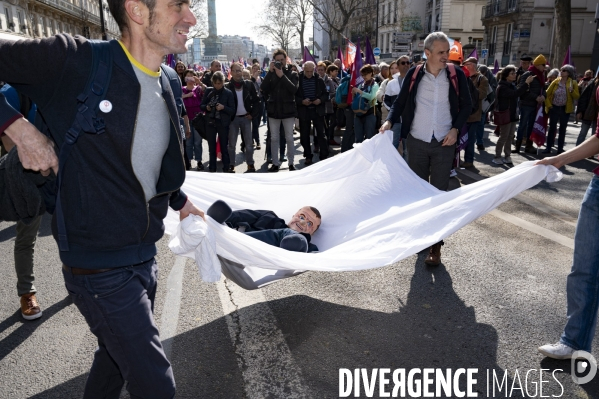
left=467, top=48, right=478, bottom=60
left=562, top=45, right=572, bottom=66
left=303, top=46, right=316, bottom=63
left=493, top=59, right=499, bottom=74
left=364, top=36, right=376, bottom=65
left=337, top=46, right=344, bottom=68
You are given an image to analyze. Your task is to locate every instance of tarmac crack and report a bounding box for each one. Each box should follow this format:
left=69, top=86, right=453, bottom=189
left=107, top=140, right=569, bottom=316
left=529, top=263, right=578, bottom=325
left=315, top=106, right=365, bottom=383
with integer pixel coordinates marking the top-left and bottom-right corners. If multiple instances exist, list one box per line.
left=223, top=278, right=250, bottom=398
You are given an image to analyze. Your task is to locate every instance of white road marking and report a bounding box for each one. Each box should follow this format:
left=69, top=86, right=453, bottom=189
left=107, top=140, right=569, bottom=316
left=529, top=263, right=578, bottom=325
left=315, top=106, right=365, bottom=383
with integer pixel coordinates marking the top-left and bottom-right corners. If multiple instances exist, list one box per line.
left=159, top=256, right=186, bottom=359
left=457, top=167, right=578, bottom=227
left=216, top=278, right=311, bottom=399
left=490, top=209, right=574, bottom=249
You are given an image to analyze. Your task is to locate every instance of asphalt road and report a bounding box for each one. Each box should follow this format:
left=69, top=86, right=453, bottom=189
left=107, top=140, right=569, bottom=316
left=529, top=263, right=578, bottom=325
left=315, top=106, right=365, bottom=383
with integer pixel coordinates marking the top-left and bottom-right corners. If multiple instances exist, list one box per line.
left=0, top=120, right=598, bottom=399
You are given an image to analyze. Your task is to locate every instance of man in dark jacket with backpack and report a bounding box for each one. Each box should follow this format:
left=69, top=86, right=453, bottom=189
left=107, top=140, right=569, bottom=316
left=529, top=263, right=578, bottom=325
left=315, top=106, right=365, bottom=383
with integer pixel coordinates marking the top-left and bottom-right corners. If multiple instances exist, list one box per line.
left=380, top=32, right=472, bottom=267
left=296, top=61, right=329, bottom=165
left=0, top=0, right=204, bottom=396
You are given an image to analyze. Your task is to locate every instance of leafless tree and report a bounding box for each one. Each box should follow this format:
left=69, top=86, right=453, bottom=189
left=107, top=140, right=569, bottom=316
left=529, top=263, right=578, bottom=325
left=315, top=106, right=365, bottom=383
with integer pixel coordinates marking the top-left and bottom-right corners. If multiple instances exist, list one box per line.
left=288, top=0, right=313, bottom=57
left=308, top=0, right=366, bottom=57
left=189, top=0, right=208, bottom=38
left=551, top=0, right=571, bottom=68
left=255, top=1, right=298, bottom=53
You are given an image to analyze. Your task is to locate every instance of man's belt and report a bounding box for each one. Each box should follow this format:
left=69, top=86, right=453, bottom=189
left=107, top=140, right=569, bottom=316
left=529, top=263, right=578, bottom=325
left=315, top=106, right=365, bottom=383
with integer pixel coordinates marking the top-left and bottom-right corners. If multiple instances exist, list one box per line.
left=62, top=260, right=149, bottom=275
left=235, top=113, right=250, bottom=118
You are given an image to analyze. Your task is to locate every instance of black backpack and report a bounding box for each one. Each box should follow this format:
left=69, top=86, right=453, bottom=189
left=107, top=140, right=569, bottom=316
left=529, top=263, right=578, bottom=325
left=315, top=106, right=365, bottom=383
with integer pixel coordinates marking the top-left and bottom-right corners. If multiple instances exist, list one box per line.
left=45, top=40, right=184, bottom=251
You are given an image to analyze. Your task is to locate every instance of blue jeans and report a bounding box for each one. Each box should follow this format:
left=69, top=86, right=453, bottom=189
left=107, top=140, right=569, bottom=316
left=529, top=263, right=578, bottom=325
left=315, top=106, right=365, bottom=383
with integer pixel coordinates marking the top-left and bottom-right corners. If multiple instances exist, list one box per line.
left=185, top=126, right=203, bottom=162
left=391, top=122, right=402, bottom=149
left=62, top=259, right=175, bottom=399
left=561, top=176, right=599, bottom=352
left=464, top=121, right=482, bottom=163
left=577, top=120, right=597, bottom=146
left=341, top=108, right=355, bottom=152
left=354, top=113, right=376, bottom=143
left=516, top=104, right=537, bottom=142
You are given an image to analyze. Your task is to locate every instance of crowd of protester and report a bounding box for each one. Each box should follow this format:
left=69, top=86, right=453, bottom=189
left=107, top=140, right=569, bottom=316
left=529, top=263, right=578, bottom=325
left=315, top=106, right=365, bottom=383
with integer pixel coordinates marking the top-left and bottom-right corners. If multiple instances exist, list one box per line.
left=176, top=39, right=593, bottom=177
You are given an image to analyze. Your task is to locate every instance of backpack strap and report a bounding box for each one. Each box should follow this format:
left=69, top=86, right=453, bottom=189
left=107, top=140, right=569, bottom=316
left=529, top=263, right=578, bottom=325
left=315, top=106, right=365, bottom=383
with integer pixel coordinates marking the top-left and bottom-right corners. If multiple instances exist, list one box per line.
left=56, top=40, right=113, bottom=251
left=409, top=64, right=423, bottom=93
left=446, top=63, right=459, bottom=96
left=160, top=64, right=185, bottom=140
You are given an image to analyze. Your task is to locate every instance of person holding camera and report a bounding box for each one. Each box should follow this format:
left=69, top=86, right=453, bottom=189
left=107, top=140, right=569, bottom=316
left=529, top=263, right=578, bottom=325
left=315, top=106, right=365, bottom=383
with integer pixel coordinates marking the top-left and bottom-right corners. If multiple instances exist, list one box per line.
left=200, top=71, right=235, bottom=172
left=296, top=61, right=329, bottom=165
left=260, top=49, right=299, bottom=172
left=225, top=62, right=260, bottom=173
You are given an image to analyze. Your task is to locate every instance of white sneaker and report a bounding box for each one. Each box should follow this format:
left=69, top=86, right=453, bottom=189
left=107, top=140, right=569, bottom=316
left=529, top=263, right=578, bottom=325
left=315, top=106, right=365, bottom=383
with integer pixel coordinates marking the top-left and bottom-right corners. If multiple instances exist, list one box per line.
left=503, top=156, right=513, bottom=164
left=492, top=157, right=504, bottom=165
left=449, top=169, right=457, bottom=178
left=538, top=342, right=575, bottom=359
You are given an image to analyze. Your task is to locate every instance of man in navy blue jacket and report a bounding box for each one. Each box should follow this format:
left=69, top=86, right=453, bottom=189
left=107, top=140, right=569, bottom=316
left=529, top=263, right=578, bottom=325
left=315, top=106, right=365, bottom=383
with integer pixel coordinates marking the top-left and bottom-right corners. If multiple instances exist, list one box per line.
left=0, top=0, right=204, bottom=396
left=380, top=31, right=472, bottom=266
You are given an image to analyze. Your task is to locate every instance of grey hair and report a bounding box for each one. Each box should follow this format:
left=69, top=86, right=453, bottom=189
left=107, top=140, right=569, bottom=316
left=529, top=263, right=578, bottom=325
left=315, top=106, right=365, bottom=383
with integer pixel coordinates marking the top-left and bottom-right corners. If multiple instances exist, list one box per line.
left=424, top=32, right=450, bottom=51
left=379, top=62, right=389, bottom=68
left=547, top=68, right=560, bottom=79
left=303, top=61, right=315, bottom=70
left=561, top=64, right=576, bottom=79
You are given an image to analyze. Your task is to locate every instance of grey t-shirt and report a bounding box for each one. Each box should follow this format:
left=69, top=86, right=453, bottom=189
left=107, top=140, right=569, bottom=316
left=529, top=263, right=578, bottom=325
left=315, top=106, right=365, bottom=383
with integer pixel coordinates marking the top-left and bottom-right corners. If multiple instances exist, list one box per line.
left=130, top=65, right=170, bottom=202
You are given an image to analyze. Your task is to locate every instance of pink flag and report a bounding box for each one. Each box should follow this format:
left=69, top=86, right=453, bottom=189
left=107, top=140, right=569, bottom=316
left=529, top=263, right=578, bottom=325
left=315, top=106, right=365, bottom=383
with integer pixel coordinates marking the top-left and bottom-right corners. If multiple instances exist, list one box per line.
left=303, top=46, right=315, bottom=63
left=562, top=45, right=572, bottom=66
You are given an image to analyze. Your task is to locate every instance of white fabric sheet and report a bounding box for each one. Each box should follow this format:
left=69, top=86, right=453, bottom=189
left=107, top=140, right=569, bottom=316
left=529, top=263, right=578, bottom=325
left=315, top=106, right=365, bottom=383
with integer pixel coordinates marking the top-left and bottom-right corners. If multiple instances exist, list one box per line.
left=164, top=132, right=562, bottom=274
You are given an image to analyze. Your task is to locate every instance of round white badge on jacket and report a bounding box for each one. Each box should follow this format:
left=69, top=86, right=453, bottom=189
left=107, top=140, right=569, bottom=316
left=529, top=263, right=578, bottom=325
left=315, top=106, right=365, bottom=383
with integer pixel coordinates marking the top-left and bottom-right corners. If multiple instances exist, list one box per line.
left=99, top=100, right=112, bottom=113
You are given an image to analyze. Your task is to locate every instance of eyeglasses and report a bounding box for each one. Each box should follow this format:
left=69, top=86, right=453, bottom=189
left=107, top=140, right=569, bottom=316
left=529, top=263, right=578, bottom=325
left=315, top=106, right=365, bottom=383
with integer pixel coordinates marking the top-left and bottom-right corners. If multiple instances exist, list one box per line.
left=399, top=61, right=409, bottom=65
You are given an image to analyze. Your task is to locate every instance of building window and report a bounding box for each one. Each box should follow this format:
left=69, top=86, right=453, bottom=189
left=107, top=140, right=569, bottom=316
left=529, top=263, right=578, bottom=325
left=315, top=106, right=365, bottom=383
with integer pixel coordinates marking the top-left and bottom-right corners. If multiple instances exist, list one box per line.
left=50, top=19, right=55, bottom=35
left=489, top=26, right=497, bottom=56
left=5, top=8, right=13, bottom=31
left=40, top=16, right=46, bottom=36
left=473, top=39, right=483, bottom=54
left=17, top=10, right=24, bottom=32
left=503, top=23, right=513, bottom=55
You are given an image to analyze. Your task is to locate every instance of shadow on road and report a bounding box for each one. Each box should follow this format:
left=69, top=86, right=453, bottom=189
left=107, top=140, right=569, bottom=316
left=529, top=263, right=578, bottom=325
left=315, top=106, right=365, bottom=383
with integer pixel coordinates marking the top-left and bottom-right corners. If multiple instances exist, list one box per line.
left=0, top=296, right=71, bottom=363
left=25, top=254, right=569, bottom=398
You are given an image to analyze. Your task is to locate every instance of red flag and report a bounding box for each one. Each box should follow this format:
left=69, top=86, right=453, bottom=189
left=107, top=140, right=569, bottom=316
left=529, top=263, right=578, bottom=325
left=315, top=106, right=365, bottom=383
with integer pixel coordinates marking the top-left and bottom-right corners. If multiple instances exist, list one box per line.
left=347, top=39, right=363, bottom=106
left=530, top=104, right=549, bottom=147
left=344, top=40, right=356, bottom=69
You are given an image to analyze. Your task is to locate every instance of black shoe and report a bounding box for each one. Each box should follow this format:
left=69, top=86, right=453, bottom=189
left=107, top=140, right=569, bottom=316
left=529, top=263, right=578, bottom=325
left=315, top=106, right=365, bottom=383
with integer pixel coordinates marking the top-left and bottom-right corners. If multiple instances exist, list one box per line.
left=556, top=149, right=565, bottom=155
left=541, top=148, right=551, bottom=154
left=304, top=158, right=313, bottom=166
left=246, top=164, right=256, bottom=172
left=280, top=157, right=287, bottom=162
left=268, top=165, right=279, bottom=172
left=256, top=144, right=261, bottom=150
left=196, top=163, right=204, bottom=171
left=477, top=144, right=484, bottom=151
left=228, top=165, right=235, bottom=173
left=289, top=164, right=296, bottom=171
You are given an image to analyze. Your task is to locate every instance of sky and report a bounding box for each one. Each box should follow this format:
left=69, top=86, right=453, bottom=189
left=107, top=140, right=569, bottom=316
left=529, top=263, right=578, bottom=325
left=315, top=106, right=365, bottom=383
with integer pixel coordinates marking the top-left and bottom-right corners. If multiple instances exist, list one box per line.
left=212, top=0, right=313, bottom=49
left=214, top=0, right=270, bottom=46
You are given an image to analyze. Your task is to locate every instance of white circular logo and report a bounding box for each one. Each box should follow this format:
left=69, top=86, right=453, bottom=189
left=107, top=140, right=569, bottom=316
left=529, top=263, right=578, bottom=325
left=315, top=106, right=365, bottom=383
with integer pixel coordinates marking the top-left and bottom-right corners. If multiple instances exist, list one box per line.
left=99, top=100, right=112, bottom=113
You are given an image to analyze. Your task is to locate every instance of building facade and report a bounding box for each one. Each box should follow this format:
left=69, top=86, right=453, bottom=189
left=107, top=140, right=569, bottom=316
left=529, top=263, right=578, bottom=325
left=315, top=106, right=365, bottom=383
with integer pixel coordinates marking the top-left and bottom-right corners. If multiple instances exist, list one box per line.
left=481, top=0, right=597, bottom=69
left=378, top=0, right=426, bottom=62
left=0, top=0, right=119, bottom=41
left=422, top=0, right=486, bottom=60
